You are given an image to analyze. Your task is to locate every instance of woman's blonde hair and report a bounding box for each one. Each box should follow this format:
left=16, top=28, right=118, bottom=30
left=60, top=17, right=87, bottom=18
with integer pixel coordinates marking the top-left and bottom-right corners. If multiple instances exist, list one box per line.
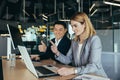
left=70, top=12, right=96, bottom=42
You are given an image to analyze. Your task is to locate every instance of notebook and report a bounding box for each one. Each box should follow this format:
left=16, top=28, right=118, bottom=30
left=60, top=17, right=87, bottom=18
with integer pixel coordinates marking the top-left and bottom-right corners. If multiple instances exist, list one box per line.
left=17, top=45, right=59, bottom=78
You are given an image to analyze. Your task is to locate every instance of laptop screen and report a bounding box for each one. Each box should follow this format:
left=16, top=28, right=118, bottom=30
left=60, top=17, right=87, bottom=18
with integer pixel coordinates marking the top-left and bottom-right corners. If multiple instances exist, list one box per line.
left=7, top=24, right=24, bottom=50
left=18, top=45, right=38, bottom=78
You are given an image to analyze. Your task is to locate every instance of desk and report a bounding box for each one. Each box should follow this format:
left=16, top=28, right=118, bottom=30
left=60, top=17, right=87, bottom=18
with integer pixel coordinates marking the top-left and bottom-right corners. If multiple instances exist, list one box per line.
left=2, top=59, right=76, bottom=80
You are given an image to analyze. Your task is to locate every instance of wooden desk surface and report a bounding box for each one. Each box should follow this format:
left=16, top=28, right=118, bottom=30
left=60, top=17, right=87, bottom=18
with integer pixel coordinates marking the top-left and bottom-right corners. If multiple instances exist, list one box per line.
left=2, top=59, right=76, bottom=80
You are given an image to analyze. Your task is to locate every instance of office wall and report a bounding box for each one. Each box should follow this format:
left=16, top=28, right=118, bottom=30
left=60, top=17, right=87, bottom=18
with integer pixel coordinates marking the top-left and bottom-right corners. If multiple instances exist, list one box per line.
left=96, top=29, right=120, bottom=53
left=102, top=52, right=120, bottom=80
left=114, top=29, right=120, bottom=52
left=96, top=30, right=113, bottom=52
left=0, top=37, right=7, bottom=56
left=96, top=29, right=120, bottom=80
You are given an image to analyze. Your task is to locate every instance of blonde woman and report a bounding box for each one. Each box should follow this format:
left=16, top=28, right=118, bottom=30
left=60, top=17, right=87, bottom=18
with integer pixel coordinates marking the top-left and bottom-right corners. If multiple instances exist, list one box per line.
left=50, top=12, right=107, bottom=77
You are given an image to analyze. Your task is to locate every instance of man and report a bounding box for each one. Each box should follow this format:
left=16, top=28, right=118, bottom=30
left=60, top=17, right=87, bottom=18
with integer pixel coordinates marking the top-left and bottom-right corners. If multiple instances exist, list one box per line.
left=31, top=21, right=71, bottom=63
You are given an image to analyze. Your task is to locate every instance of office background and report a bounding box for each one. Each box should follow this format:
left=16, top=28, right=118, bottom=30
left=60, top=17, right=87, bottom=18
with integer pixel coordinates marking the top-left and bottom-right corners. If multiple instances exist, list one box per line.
left=0, top=0, right=120, bottom=80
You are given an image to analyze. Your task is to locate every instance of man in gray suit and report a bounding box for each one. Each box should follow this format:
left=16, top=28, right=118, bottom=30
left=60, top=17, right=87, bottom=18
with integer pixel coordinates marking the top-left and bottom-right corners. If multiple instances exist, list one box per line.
left=50, top=12, right=107, bottom=77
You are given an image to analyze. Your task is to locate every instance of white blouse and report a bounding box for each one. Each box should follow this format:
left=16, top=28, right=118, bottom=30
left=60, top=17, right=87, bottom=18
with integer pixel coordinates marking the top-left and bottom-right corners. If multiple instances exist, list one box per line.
left=55, top=38, right=62, bottom=46
left=76, top=43, right=83, bottom=65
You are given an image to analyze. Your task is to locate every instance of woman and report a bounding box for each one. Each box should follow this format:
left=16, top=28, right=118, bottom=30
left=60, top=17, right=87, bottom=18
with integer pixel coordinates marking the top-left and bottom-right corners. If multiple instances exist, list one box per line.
left=50, top=12, right=107, bottom=77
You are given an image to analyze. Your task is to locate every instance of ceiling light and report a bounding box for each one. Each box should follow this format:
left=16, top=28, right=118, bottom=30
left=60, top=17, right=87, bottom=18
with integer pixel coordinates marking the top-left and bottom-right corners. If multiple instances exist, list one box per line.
left=89, top=3, right=96, bottom=12
left=104, top=1, right=120, bottom=7
left=90, top=9, right=98, bottom=16
left=42, top=17, right=48, bottom=21
left=114, top=0, right=120, bottom=2
left=42, top=14, right=48, bottom=18
left=32, top=14, right=37, bottom=19
left=22, top=9, right=30, bottom=16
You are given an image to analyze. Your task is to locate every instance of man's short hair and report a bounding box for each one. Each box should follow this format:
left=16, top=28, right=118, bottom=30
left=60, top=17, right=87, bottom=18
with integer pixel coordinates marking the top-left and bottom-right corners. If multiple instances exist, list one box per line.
left=53, top=21, right=67, bottom=29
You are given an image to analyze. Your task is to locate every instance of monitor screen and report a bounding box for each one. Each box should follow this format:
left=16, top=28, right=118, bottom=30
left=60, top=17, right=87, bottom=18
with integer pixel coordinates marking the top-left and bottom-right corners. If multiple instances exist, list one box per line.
left=7, top=24, right=24, bottom=50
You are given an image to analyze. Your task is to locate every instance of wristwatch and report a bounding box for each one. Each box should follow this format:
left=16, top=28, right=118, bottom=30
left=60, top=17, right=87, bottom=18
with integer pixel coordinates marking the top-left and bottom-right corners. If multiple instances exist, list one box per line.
left=74, top=68, right=78, bottom=74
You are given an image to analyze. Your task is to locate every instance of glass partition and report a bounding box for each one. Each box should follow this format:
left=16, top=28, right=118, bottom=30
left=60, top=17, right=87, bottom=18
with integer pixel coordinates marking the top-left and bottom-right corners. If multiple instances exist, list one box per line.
left=90, top=2, right=120, bottom=53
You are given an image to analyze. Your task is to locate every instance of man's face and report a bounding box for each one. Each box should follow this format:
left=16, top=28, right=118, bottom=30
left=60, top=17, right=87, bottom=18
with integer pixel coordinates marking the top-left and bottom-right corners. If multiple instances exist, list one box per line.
left=53, top=24, right=67, bottom=40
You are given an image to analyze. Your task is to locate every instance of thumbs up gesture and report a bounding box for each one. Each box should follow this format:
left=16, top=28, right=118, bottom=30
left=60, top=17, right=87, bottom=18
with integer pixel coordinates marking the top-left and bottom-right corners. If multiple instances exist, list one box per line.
left=38, top=41, right=47, bottom=52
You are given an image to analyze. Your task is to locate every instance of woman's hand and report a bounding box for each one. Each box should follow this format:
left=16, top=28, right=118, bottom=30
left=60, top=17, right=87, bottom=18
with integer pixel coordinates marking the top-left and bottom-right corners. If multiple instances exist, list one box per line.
left=38, top=41, right=47, bottom=52
left=57, top=67, right=75, bottom=76
left=50, top=41, right=60, bottom=56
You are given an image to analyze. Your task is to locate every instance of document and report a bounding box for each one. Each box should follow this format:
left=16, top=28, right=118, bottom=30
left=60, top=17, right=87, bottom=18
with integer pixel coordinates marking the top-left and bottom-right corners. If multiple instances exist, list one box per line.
left=73, top=74, right=110, bottom=80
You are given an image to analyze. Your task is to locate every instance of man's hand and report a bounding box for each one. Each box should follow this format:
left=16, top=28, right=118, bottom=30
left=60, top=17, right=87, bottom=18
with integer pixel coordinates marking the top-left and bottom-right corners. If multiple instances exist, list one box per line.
left=38, top=41, right=47, bottom=52
left=50, top=41, right=60, bottom=56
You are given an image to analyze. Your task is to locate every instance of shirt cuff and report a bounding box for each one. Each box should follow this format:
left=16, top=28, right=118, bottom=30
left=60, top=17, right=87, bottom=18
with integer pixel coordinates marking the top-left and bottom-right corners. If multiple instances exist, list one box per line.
left=74, top=68, right=78, bottom=74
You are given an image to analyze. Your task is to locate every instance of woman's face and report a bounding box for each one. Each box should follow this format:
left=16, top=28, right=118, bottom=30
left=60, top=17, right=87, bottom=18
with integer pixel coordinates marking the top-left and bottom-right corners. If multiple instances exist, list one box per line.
left=53, top=24, right=67, bottom=40
left=71, top=20, right=85, bottom=36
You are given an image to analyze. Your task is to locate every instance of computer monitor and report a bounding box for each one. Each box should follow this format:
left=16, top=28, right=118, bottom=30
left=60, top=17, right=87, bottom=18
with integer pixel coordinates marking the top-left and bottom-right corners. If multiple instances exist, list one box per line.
left=7, top=24, right=24, bottom=54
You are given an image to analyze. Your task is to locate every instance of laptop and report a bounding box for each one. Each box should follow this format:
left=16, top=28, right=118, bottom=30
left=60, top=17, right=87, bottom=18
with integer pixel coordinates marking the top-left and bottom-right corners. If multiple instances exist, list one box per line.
left=17, top=45, right=59, bottom=78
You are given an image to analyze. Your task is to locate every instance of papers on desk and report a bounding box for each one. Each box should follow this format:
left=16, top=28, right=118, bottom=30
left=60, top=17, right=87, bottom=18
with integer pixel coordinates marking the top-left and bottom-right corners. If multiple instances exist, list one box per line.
left=73, top=74, right=110, bottom=80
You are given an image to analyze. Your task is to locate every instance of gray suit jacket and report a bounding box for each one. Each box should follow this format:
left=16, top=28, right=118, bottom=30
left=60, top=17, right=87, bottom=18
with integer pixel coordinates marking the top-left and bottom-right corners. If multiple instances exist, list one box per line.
left=56, top=35, right=107, bottom=77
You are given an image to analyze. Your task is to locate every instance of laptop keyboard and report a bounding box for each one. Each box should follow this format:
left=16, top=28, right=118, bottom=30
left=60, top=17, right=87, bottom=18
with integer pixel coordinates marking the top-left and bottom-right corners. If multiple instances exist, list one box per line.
left=35, top=66, right=55, bottom=74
